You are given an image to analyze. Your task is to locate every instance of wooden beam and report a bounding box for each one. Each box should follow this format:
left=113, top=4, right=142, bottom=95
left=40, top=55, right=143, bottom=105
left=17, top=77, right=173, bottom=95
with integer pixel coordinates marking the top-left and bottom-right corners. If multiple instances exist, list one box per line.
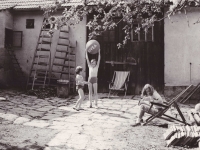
left=105, top=61, right=137, bottom=65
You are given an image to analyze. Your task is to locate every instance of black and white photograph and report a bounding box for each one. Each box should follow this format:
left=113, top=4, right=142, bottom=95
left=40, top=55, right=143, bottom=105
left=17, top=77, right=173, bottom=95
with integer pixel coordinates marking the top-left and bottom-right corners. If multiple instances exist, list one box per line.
left=0, top=0, right=200, bottom=149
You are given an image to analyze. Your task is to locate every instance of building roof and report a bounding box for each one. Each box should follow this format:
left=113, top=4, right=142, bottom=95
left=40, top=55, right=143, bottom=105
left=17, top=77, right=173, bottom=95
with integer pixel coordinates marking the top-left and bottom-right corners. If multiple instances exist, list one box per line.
left=0, top=0, right=83, bottom=10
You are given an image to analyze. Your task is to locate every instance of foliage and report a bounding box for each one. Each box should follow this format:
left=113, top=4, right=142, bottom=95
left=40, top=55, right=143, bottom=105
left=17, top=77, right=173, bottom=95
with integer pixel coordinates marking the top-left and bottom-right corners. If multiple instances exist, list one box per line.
left=42, top=0, right=200, bottom=48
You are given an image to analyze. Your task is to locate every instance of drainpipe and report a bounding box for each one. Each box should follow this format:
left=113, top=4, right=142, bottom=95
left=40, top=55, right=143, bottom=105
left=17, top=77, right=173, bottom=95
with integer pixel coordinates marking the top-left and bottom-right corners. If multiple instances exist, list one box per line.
left=190, top=62, right=192, bottom=84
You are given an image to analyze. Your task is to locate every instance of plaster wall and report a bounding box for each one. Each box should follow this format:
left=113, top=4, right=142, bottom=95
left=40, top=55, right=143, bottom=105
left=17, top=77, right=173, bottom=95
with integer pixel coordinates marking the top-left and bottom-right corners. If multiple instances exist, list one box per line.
left=13, top=11, right=87, bottom=79
left=165, top=7, right=200, bottom=87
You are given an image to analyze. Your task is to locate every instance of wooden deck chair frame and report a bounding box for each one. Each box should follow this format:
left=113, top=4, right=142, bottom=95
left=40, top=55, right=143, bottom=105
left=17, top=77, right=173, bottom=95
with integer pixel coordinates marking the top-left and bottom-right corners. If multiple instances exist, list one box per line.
left=180, top=83, right=200, bottom=103
left=108, top=71, right=130, bottom=99
left=142, top=85, right=193, bottom=126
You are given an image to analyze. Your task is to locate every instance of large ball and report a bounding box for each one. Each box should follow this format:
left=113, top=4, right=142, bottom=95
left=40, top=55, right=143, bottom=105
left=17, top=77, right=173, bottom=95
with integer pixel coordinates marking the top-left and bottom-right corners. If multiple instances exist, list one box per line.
left=86, top=40, right=100, bottom=54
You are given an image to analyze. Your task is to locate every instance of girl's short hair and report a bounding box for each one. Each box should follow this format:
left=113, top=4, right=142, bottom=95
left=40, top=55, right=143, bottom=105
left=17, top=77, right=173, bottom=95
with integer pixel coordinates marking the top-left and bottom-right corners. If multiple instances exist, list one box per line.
left=75, top=66, right=83, bottom=74
left=141, top=84, right=154, bottom=96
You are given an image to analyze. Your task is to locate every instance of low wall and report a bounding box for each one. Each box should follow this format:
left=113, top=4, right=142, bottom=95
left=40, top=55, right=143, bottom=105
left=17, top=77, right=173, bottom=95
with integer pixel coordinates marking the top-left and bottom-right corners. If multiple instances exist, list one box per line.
left=164, top=86, right=200, bottom=104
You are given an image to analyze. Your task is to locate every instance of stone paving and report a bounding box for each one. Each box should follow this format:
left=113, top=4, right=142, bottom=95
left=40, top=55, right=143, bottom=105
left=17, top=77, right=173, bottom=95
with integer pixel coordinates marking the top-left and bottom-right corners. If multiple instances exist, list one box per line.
left=0, top=90, right=195, bottom=150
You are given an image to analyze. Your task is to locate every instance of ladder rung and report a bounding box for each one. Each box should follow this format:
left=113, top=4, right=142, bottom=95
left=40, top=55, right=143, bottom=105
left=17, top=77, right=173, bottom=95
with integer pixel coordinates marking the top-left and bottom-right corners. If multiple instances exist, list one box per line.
left=30, top=75, right=48, bottom=78
left=51, top=70, right=74, bottom=75
left=36, top=48, right=50, bottom=51
left=33, top=62, right=49, bottom=66
left=57, top=43, right=75, bottom=48
left=35, top=55, right=49, bottom=58
left=56, top=50, right=75, bottom=55
left=39, top=35, right=51, bottom=38
left=39, top=41, right=51, bottom=44
left=59, top=36, right=69, bottom=39
left=31, top=69, right=49, bottom=72
left=56, top=50, right=69, bottom=53
left=41, top=29, right=49, bottom=31
left=55, top=56, right=69, bottom=60
left=53, top=63, right=74, bottom=67
left=57, top=43, right=69, bottom=46
left=60, top=30, right=69, bottom=33
left=54, top=56, right=75, bottom=60
left=70, top=46, right=76, bottom=48
left=27, top=83, right=45, bottom=86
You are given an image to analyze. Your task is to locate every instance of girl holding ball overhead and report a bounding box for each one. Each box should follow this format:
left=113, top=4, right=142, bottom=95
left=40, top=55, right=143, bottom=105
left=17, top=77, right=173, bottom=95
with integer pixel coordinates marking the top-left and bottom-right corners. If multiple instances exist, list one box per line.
left=85, top=40, right=101, bottom=108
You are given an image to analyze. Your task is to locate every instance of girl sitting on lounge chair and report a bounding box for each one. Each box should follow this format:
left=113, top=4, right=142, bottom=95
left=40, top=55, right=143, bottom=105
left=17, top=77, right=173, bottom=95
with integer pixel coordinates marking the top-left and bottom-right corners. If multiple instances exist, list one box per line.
left=133, top=84, right=164, bottom=126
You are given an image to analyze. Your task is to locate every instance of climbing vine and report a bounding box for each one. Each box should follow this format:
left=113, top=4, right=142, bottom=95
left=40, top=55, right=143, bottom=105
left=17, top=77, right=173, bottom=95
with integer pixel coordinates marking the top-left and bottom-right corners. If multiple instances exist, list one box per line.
left=42, top=0, right=200, bottom=48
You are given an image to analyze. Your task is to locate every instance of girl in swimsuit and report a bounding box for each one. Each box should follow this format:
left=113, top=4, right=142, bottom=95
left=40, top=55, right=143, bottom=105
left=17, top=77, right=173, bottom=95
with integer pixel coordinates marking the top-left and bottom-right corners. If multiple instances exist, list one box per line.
left=86, top=49, right=101, bottom=108
left=73, top=66, right=88, bottom=111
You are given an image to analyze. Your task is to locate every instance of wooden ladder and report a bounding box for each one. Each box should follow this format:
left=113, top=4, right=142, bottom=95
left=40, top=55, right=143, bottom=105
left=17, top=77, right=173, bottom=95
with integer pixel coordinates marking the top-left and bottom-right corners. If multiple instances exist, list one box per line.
left=26, top=18, right=52, bottom=90
left=6, top=46, right=26, bottom=87
left=49, top=26, right=76, bottom=93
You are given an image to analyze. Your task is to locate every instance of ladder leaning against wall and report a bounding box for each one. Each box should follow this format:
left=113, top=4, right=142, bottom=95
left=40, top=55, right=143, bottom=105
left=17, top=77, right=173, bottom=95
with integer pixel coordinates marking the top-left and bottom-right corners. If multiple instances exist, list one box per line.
left=49, top=26, right=77, bottom=94
left=26, top=18, right=52, bottom=90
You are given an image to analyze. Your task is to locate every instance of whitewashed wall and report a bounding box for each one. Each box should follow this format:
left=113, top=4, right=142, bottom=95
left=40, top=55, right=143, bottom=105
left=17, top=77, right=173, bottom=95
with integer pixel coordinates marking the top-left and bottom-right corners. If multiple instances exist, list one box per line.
left=13, top=10, right=87, bottom=80
left=165, top=7, right=200, bottom=87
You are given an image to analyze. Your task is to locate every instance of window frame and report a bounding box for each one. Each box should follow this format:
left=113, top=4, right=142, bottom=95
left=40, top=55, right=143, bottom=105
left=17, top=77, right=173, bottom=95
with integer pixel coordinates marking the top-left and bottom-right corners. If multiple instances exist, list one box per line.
left=131, top=23, right=154, bottom=42
left=26, top=19, right=35, bottom=29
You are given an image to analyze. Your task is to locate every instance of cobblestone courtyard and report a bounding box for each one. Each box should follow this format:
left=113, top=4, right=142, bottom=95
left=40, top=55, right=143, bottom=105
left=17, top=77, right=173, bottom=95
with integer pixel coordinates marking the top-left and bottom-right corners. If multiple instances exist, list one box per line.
left=0, top=90, right=198, bottom=150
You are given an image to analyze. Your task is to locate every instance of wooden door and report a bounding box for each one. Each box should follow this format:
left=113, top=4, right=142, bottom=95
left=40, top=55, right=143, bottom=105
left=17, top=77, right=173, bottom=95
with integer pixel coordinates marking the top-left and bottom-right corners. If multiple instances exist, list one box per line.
left=86, top=17, right=164, bottom=94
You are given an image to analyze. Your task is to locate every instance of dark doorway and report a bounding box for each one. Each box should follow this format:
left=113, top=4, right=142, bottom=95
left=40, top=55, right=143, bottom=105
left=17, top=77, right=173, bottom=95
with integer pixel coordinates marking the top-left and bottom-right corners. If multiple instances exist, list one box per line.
left=86, top=17, right=164, bottom=94
left=5, top=28, right=13, bottom=48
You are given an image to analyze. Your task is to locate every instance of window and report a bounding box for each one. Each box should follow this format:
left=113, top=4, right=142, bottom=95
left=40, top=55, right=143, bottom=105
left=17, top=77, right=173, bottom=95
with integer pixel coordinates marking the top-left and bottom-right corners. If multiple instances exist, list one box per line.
left=131, top=23, right=154, bottom=42
left=13, top=31, right=23, bottom=47
left=26, top=19, right=34, bottom=29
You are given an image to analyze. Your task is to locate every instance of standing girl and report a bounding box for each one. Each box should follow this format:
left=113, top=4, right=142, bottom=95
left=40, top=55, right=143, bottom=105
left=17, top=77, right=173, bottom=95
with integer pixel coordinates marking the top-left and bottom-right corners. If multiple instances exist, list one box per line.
left=86, top=49, right=101, bottom=108
left=73, top=66, right=88, bottom=111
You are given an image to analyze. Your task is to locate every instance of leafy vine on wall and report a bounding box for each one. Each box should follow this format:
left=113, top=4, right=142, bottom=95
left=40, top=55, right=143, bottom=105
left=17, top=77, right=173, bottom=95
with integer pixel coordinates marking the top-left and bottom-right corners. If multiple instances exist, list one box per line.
left=41, top=0, right=200, bottom=48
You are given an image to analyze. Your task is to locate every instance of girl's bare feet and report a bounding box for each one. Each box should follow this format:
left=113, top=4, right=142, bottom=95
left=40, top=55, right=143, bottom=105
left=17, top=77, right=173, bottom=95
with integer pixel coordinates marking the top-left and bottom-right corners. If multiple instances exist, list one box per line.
left=73, top=107, right=79, bottom=111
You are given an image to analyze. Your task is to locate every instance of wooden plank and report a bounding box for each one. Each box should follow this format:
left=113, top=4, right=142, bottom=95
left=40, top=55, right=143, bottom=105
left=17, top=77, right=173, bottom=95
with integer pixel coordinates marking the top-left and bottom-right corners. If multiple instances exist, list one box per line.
left=105, top=61, right=137, bottom=65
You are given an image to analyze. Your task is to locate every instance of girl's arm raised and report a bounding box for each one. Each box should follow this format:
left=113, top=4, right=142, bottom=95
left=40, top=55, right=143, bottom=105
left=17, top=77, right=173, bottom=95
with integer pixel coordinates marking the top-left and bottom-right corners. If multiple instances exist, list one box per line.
left=97, top=49, right=101, bottom=67
left=86, top=51, right=91, bottom=67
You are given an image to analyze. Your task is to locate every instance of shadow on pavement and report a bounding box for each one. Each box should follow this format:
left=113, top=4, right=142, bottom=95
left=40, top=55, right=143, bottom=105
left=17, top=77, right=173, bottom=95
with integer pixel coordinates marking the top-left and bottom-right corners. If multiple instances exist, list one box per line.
left=0, top=142, right=44, bottom=150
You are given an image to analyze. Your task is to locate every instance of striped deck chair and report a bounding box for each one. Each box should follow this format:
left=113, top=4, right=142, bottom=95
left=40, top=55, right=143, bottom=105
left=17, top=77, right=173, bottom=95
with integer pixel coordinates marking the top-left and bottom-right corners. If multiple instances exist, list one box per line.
left=108, top=71, right=130, bottom=98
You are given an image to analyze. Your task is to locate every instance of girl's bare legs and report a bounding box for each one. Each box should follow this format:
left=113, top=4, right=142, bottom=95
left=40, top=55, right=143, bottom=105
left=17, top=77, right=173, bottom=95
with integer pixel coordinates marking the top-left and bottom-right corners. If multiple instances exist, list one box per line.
left=88, top=83, right=93, bottom=107
left=93, top=83, right=98, bottom=107
left=74, top=89, right=84, bottom=110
